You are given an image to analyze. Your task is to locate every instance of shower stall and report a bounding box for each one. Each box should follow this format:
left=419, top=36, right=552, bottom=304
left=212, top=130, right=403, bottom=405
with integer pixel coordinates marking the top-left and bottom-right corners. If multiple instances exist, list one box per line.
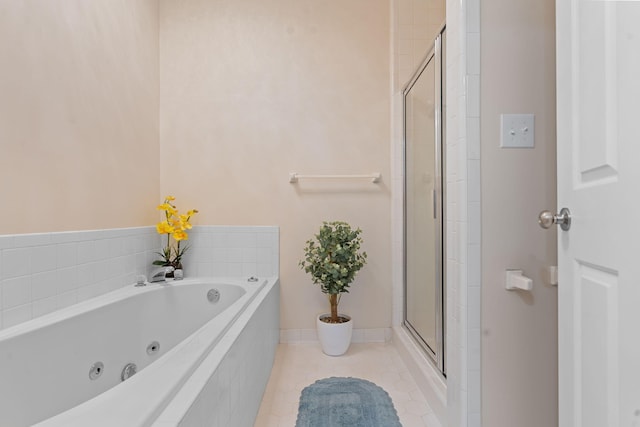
left=403, top=28, right=446, bottom=375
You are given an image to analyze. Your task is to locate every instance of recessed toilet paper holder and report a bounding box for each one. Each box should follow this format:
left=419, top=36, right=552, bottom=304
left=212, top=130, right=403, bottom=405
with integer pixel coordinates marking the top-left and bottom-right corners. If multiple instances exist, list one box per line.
left=505, top=269, right=533, bottom=291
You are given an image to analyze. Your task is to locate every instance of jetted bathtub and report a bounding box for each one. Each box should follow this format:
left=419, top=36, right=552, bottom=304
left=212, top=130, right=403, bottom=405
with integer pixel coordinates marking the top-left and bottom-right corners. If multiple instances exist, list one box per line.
left=0, top=276, right=280, bottom=427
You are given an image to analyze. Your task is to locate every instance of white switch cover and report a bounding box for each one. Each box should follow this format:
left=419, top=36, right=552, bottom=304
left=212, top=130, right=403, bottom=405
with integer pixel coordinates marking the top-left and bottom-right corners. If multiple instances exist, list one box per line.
left=500, top=114, right=535, bottom=148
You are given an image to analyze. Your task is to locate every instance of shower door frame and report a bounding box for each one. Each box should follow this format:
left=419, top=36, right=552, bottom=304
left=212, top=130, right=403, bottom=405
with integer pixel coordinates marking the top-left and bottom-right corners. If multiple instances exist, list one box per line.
left=402, top=27, right=446, bottom=375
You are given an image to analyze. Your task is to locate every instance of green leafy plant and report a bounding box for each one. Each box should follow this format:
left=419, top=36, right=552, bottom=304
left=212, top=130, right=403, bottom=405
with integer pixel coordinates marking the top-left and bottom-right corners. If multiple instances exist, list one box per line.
left=299, top=221, right=367, bottom=323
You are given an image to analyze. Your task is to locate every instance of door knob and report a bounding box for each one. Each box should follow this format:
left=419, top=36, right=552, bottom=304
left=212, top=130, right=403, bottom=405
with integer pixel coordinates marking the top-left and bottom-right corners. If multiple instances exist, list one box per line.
left=538, top=208, right=571, bottom=231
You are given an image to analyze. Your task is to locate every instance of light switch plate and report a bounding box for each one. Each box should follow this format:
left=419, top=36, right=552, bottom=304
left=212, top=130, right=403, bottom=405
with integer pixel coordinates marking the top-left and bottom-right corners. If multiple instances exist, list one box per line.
left=500, top=114, right=535, bottom=148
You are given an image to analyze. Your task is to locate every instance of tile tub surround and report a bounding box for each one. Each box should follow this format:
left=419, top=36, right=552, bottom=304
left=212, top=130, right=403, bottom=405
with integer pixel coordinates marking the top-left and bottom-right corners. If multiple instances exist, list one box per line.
left=0, top=225, right=279, bottom=331
left=180, top=226, right=279, bottom=279
left=0, top=227, right=158, bottom=330
left=156, top=278, right=280, bottom=427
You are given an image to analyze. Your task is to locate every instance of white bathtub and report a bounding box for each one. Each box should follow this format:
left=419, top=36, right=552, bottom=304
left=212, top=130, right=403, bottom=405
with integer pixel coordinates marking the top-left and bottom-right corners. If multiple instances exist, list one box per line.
left=0, top=276, right=279, bottom=427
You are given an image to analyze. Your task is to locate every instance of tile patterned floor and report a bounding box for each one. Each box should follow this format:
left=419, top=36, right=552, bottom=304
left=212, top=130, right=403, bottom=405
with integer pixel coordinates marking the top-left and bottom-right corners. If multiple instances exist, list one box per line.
left=254, top=342, right=442, bottom=427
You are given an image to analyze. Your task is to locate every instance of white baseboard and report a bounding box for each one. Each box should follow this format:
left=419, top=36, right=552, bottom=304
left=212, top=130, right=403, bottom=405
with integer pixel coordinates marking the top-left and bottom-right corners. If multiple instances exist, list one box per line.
left=280, top=328, right=392, bottom=343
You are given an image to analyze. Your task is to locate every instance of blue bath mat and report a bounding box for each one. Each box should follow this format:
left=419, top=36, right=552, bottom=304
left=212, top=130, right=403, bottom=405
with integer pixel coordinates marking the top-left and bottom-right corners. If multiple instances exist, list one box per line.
left=295, top=377, right=402, bottom=427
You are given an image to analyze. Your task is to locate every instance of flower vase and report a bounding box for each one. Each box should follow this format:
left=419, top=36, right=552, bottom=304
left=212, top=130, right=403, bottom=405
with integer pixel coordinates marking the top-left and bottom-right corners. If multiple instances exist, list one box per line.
left=167, top=261, right=183, bottom=279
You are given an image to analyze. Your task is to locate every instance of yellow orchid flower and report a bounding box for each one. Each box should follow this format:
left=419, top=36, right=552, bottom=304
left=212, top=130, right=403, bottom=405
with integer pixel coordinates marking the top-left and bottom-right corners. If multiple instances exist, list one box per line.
left=173, top=230, right=188, bottom=241
left=154, top=197, right=198, bottom=267
left=179, top=215, right=193, bottom=229
left=156, top=221, right=175, bottom=235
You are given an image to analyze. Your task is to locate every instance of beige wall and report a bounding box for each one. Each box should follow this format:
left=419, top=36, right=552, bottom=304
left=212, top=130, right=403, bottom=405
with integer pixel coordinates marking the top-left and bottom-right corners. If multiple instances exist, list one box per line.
left=395, top=0, right=445, bottom=89
left=159, top=0, right=391, bottom=330
left=481, top=1, right=558, bottom=426
left=0, top=1, right=160, bottom=234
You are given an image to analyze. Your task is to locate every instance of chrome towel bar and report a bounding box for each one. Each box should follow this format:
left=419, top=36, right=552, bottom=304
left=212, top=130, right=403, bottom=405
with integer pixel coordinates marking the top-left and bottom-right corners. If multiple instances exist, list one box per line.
left=288, top=172, right=381, bottom=183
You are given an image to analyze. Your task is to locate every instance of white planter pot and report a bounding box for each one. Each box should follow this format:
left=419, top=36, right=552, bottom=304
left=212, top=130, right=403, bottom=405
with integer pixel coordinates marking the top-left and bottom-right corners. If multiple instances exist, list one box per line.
left=316, top=314, right=353, bottom=356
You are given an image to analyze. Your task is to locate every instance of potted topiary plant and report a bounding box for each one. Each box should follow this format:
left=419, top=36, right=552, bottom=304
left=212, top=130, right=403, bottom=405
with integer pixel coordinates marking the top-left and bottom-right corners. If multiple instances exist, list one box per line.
left=299, top=221, right=367, bottom=356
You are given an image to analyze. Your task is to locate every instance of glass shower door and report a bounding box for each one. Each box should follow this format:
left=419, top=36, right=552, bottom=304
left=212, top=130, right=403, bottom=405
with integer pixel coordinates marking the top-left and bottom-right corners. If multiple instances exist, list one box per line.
left=403, top=30, right=445, bottom=374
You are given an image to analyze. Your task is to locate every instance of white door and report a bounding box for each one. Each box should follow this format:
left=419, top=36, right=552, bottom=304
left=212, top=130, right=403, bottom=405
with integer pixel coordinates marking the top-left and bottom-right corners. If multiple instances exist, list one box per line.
left=555, top=1, right=640, bottom=426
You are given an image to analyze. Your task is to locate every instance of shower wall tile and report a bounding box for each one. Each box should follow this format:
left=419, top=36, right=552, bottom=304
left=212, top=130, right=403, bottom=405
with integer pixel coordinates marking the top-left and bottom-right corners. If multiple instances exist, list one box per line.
left=467, top=0, right=480, bottom=33
left=467, top=117, right=481, bottom=159
left=467, top=33, right=481, bottom=75
left=441, top=0, right=482, bottom=424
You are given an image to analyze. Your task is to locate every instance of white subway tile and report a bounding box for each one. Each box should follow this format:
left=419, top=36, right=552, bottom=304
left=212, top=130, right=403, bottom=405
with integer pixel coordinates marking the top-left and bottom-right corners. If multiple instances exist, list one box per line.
left=108, top=238, right=125, bottom=258
left=466, top=33, right=480, bottom=75
left=466, top=0, right=480, bottom=33
left=468, top=244, right=481, bottom=285
left=466, top=75, right=480, bottom=118
left=256, top=263, right=273, bottom=277
left=468, top=413, right=481, bottom=427
left=467, top=287, right=480, bottom=329
left=56, top=267, right=79, bottom=294
left=211, top=232, right=227, bottom=248
left=32, top=296, right=57, bottom=319
left=3, top=304, right=31, bottom=328
left=242, top=263, right=257, bottom=277
left=13, top=233, right=51, bottom=248
left=256, top=248, right=271, bottom=264
left=227, top=263, right=243, bottom=276
left=76, top=240, right=96, bottom=264
left=211, top=263, right=228, bottom=276
left=0, top=236, right=14, bottom=250
left=56, top=290, right=78, bottom=310
left=78, top=282, right=106, bottom=302
left=226, top=249, right=242, bottom=263
left=2, top=248, right=30, bottom=279
left=196, top=263, right=214, bottom=277
left=237, top=232, right=258, bottom=248
left=2, top=276, right=31, bottom=309
left=242, top=248, right=257, bottom=263
left=467, top=117, right=480, bottom=159
left=94, top=239, right=110, bottom=261
left=94, top=260, right=110, bottom=282
left=30, top=245, right=58, bottom=273
left=31, top=271, right=58, bottom=300
left=468, top=202, right=481, bottom=244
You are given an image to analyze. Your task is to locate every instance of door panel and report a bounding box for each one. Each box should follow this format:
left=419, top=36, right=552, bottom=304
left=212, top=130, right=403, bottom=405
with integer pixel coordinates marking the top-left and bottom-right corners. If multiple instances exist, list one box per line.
left=405, top=50, right=438, bottom=354
left=557, top=1, right=640, bottom=425
left=403, top=29, right=445, bottom=373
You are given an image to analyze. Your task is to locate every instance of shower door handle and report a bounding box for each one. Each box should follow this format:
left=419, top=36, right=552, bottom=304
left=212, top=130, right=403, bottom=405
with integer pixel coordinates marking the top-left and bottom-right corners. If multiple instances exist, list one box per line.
left=538, top=208, right=571, bottom=231
left=433, top=189, right=437, bottom=219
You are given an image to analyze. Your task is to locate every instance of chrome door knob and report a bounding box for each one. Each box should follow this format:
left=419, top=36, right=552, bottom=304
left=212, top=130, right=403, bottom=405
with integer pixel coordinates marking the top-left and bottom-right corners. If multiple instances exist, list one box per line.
left=538, top=208, right=571, bottom=231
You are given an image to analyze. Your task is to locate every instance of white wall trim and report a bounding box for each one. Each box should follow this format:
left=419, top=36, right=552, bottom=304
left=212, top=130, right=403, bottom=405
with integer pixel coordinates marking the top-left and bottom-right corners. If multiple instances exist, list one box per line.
left=280, top=328, right=392, bottom=344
